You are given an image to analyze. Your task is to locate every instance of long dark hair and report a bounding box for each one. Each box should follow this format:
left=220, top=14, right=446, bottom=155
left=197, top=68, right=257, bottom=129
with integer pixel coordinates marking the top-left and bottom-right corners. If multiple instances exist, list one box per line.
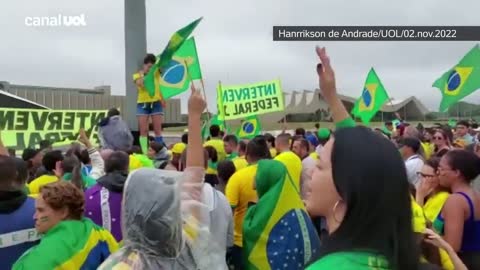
left=62, top=156, right=83, bottom=190
left=320, top=126, right=420, bottom=270
left=444, top=150, right=480, bottom=183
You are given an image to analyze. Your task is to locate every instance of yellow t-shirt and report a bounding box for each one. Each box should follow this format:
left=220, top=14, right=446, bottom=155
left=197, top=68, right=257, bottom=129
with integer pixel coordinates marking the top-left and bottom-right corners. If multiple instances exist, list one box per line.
left=269, top=148, right=277, bottom=158
left=133, top=72, right=162, bottom=104
left=233, top=156, right=248, bottom=171
left=274, top=151, right=302, bottom=190
left=129, top=155, right=143, bottom=172
left=417, top=193, right=454, bottom=270
left=423, top=191, right=450, bottom=223
left=421, top=142, right=434, bottom=160
left=203, top=139, right=226, bottom=162
left=225, top=165, right=258, bottom=247
left=411, top=196, right=426, bottom=233
left=309, top=152, right=319, bottom=160
left=28, top=174, right=58, bottom=196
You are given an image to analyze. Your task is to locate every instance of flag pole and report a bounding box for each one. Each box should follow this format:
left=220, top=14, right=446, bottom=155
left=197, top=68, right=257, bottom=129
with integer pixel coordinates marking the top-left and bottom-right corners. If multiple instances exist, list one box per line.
left=189, top=37, right=210, bottom=122
left=218, top=80, right=228, bottom=133
left=184, top=59, right=210, bottom=123
left=279, top=78, right=287, bottom=134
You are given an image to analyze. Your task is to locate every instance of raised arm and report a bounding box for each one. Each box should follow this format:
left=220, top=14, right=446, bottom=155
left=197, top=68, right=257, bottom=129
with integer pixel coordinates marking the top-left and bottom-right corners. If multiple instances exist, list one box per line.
left=424, top=228, right=467, bottom=270
left=78, top=128, right=105, bottom=179
left=315, top=47, right=354, bottom=128
left=186, top=86, right=206, bottom=169
left=181, top=86, right=208, bottom=227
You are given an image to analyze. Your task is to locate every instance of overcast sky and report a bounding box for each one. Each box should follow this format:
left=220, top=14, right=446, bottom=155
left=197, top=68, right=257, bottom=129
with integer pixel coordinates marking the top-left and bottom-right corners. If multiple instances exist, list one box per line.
left=1, top=0, right=479, bottom=113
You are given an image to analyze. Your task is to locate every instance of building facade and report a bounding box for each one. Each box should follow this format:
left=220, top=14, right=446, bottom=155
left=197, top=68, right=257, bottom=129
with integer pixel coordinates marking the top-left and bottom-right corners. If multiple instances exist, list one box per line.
left=0, top=81, right=182, bottom=124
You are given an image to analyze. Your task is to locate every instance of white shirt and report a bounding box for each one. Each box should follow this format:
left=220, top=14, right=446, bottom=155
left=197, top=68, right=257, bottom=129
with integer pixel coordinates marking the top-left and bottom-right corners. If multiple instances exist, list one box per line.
left=301, top=155, right=317, bottom=199
left=405, top=155, right=424, bottom=187
left=201, top=184, right=233, bottom=270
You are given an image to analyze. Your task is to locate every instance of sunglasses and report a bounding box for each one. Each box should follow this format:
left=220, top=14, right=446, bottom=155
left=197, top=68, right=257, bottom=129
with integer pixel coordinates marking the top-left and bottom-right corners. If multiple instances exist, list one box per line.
left=416, top=172, right=436, bottom=178
left=433, top=136, right=444, bottom=140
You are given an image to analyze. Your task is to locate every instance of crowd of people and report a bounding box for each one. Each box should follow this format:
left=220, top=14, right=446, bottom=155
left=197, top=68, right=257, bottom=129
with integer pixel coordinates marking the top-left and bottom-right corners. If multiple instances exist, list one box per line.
left=1, top=47, right=480, bottom=269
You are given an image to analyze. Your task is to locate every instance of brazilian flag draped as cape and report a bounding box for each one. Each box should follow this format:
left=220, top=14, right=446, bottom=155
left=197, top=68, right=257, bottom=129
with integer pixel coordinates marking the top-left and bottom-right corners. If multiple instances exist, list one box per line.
left=13, top=218, right=118, bottom=270
left=243, top=159, right=320, bottom=270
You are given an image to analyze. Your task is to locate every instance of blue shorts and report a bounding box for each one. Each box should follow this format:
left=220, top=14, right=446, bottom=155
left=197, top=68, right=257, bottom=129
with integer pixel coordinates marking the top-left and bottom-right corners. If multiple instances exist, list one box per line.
left=136, top=101, right=163, bottom=116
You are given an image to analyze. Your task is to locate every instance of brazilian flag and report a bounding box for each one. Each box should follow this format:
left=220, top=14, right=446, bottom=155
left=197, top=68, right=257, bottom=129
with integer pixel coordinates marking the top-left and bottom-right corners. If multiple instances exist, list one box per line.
left=433, top=44, right=480, bottom=112
left=236, top=115, right=261, bottom=139
left=351, top=68, right=390, bottom=125
left=159, top=37, right=203, bottom=99
left=243, top=159, right=320, bottom=270
left=144, top=17, right=203, bottom=97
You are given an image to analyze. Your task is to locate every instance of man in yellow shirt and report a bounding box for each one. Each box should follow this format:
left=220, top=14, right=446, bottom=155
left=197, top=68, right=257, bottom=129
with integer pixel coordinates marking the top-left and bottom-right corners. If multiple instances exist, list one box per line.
left=203, top=125, right=226, bottom=161
left=133, top=54, right=165, bottom=155
left=274, top=133, right=302, bottom=190
left=28, top=150, right=63, bottom=196
left=232, top=140, right=248, bottom=171
left=223, top=135, right=239, bottom=161
left=225, top=136, right=270, bottom=270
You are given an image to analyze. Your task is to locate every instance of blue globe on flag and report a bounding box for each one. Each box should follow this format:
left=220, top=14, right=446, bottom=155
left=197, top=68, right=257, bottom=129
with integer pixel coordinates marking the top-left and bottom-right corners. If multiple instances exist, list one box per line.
left=243, top=122, right=255, bottom=134
left=362, top=88, right=372, bottom=107
left=447, top=70, right=461, bottom=92
left=162, top=59, right=186, bottom=85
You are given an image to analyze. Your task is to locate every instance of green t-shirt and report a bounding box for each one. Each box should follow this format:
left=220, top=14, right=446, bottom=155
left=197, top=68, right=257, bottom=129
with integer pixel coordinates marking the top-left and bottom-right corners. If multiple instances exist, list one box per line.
left=63, top=172, right=96, bottom=189
left=307, top=252, right=390, bottom=270
left=335, top=117, right=356, bottom=129
left=226, top=152, right=239, bottom=161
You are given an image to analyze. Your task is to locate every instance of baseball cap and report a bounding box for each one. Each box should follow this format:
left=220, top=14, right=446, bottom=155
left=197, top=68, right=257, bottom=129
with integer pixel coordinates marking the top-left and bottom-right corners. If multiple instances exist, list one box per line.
left=397, top=137, right=421, bottom=153
left=305, top=134, right=319, bottom=148
left=453, top=139, right=466, bottom=149
left=172, top=142, right=187, bottom=154
left=317, top=128, right=331, bottom=140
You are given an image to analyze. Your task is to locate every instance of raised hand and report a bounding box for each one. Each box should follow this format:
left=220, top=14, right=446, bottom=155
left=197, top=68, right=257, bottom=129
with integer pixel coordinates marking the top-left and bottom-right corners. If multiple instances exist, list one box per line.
left=188, top=85, right=206, bottom=116
left=78, top=128, right=92, bottom=148
left=316, top=46, right=337, bottom=101
left=53, top=160, right=64, bottom=179
left=315, top=46, right=350, bottom=123
left=416, top=177, right=435, bottom=200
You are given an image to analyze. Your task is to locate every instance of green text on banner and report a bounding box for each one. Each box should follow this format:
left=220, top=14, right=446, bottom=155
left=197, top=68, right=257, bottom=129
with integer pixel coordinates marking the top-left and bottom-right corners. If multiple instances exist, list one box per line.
left=217, top=79, right=284, bottom=120
left=0, top=109, right=107, bottom=151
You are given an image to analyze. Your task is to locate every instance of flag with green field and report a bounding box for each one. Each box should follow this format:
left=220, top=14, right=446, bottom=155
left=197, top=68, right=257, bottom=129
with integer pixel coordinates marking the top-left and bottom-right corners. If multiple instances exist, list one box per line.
left=12, top=218, right=118, bottom=270
left=433, top=44, right=480, bottom=112
left=144, top=17, right=202, bottom=97
left=352, top=68, right=390, bottom=125
left=159, top=37, right=203, bottom=99
left=236, top=115, right=261, bottom=139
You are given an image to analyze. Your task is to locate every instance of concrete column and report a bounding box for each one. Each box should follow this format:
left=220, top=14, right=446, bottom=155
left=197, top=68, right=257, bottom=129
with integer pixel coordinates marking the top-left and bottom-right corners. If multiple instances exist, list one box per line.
left=124, top=0, right=147, bottom=131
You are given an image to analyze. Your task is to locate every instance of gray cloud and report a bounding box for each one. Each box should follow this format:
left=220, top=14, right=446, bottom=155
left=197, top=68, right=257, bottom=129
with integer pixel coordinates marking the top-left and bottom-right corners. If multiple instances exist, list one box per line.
left=1, top=0, right=479, bottom=113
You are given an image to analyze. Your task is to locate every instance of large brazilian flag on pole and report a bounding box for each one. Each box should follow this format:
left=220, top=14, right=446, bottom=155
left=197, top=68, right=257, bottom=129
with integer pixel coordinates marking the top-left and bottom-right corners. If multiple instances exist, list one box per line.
left=351, top=68, right=390, bottom=125
left=144, top=17, right=203, bottom=98
left=159, top=37, right=203, bottom=99
left=433, top=44, right=480, bottom=112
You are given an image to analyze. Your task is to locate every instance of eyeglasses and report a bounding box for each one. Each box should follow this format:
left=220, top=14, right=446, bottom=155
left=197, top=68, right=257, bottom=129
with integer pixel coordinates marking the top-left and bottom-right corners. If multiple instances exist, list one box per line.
left=437, top=166, right=453, bottom=173
left=416, top=172, right=436, bottom=178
